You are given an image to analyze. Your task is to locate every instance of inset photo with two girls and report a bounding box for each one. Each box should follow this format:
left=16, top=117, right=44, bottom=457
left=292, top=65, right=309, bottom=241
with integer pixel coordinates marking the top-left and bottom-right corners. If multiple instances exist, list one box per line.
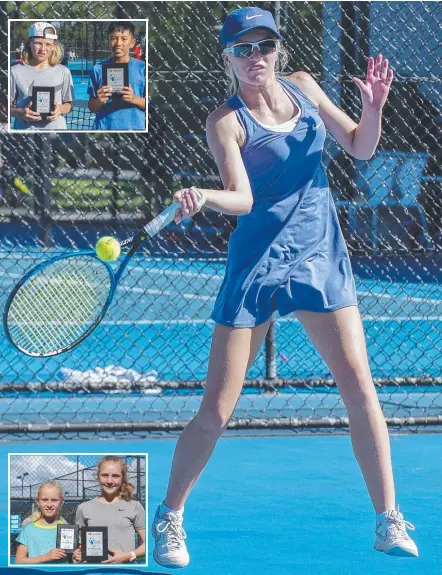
left=9, top=453, right=147, bottom=565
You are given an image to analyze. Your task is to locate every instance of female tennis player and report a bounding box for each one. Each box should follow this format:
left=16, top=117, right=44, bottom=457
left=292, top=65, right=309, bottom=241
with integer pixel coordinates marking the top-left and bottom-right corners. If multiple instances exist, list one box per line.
left=10, top=21, right=73, bottom=130
left=15, top=481, right=68, bottom=564
left=152, top=6, right=418, bottom=568
left=73, top=456, right=145, bottom=564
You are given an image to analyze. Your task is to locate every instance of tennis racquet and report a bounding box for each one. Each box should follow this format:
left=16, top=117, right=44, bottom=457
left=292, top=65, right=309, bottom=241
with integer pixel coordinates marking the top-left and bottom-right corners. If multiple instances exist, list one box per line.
left=4, top=198, right=200, bottom=358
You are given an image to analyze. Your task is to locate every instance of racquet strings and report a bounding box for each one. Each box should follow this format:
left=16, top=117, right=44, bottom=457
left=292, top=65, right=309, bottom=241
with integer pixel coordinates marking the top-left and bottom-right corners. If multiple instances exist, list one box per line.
left=7, top=255, right=112, bottom=355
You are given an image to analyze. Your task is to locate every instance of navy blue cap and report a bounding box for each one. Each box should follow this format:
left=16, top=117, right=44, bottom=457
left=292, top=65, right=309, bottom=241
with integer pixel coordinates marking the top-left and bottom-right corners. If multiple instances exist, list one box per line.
left=220, top=7, right=282, bottom=47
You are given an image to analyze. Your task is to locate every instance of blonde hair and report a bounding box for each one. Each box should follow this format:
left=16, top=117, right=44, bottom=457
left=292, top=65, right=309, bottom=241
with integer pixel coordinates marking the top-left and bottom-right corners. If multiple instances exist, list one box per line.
left=21, top=480, right=65, bottom=527
left=224, top=42, right=289, bottom=96
left=97, top=456, right=134, bottom=501
left=21, top=27, right=64, bottom=66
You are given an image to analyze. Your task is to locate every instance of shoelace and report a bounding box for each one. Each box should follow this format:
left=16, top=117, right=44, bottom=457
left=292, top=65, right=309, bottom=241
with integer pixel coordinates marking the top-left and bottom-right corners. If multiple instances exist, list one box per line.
left=156, top=516, right=187, bottom=550
left=386, top=514, right=415, bottom=540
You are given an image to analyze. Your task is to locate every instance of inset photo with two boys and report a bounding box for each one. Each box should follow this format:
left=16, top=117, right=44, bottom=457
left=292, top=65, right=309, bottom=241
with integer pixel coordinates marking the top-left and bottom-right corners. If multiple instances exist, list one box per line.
left=9, top=19, right=147, bottom=131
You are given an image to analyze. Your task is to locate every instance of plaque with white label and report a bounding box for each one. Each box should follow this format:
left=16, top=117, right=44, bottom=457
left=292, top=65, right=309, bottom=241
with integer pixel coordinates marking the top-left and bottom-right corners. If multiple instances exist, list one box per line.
left=102, top=63, right=129, bottom=95
left=31, top=86, right=55, bottom=119
left=56, top=524, right=78, bottom=554
left=81, top=526, right=108, bottom=563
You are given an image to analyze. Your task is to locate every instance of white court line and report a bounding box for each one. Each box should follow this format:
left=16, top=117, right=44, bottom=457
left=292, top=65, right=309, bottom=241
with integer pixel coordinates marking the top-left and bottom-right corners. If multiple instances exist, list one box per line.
left=102, top=315, right=442, bottom=326
left=103, top=319, right=212, bottom=325
left=117, top=285, right=216, bottom=302
left=281, top=315, right=442, bottom=322
left=0, top=259, right=224, bottom=281
left=0, top=277, right=216, bottom=302
left=0, top=274, right=440, bottom=303
left=358, top=291, right=442, bottom=305
left=0, top=275, right=440, bottom=307
left=127, top=265, right=224, bottom=281
left=0, top=273, right=23, bottom=279
left=0, top=269, right=223, bottom=282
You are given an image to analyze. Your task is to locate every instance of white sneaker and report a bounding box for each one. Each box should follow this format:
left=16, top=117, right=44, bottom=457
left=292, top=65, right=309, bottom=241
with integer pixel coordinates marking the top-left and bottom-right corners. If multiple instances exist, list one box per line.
left=374, top=507, right=418, bottom=557
left=152, top=505, right=190, bottom=568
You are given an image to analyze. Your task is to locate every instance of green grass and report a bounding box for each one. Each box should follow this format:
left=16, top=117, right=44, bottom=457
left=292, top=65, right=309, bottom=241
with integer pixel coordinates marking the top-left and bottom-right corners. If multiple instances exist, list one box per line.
left=51, top=178, right=147, bottom=211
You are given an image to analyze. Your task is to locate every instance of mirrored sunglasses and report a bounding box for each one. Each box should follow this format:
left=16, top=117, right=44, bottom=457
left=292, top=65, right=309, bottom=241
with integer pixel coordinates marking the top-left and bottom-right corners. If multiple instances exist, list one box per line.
left=223, top=39, right=279, bottom=58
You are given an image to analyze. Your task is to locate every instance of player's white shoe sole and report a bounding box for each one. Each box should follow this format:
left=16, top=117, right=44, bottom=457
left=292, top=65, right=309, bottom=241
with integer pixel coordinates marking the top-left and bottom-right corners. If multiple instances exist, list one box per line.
left=374, top=539, right=419, bottom=557
left=153, top=546, right=189, bottom=568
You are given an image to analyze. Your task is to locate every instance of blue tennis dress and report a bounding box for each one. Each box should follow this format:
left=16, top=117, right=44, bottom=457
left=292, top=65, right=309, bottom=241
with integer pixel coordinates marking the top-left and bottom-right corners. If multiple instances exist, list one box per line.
left=211, top=77, right=357, bottom=328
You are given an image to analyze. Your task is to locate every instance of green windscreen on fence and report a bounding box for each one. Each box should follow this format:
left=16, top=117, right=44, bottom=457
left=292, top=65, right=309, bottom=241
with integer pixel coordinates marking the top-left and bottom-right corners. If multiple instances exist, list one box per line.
left=0, top=1, right=441, bottom=438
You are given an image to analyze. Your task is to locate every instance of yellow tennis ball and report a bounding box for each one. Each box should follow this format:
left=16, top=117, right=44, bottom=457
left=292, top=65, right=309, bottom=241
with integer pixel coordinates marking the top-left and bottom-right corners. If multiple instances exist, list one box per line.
left=95, top=236, right=121, bottom=262
left=13, top=177, right=29, bottom=194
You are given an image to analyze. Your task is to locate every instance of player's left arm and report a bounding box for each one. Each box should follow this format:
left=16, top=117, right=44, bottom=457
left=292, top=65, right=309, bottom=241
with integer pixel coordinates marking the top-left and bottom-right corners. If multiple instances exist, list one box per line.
left=132, top=528, right=145, bottom=559
left=120, top=63, right=146, bottom=110
left=120, top=84, right=146, bottom=109
left=102, top=529, right=145, bottom=564
left=48, top=67, right=73, bottom=120
left=130, top=502, right=146, bottom=559
left=288, top=54, right=393, bottom=160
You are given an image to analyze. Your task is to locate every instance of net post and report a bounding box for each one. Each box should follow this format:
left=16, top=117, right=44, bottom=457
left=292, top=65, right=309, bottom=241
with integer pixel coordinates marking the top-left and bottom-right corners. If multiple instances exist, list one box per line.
left=33, top=134, right=52, bottom=248
left=136, top=456, right=141, bottom=502
left=265, top=316, right=277, bottom=380
left=274, top=0, right=281, bottom=75
left=274, top=1, right=281, bottom=29
left=110, top=135, right=120, bottom=221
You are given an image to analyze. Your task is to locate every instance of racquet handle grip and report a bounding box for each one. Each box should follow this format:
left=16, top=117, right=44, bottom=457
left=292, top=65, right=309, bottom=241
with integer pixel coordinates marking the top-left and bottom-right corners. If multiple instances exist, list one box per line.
left=144, top=189, right=205, bottom=235
left=141, top=201, right=181, bottom=238
left=120, top=202, right=181, bottom=247
left=120, top=190, right=205, bottom=248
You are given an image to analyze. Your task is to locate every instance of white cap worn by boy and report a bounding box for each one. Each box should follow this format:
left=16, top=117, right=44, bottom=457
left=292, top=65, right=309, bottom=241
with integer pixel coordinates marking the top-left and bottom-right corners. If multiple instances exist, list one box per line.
left=28, top=22, right=57, bottom=40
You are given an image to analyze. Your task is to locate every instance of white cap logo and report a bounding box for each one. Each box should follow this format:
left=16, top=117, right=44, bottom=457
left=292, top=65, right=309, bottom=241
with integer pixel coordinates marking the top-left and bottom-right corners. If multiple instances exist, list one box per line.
left=245, top=14, right=264, bottom=20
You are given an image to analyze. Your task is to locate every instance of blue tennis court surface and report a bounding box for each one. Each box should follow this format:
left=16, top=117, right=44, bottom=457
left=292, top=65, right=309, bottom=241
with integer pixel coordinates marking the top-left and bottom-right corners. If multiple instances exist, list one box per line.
left=2, top=252, right=442, bottom=382
left=73, top=82, right=89, bottom=101
left=67, top=59, right=94, bottom=72
left=1, top=251, right=442, bottom=430
left=1, top=251, right=441, bottom=574
left=0, top=434, right=440, bottom=574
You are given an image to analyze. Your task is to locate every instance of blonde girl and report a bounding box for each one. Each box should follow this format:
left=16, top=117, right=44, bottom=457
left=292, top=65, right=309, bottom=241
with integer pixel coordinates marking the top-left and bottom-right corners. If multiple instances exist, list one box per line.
left=10, top=21, right=73, bottom=130
left=151, top=5, right=417, bottom=569
left=74, top=456, right=145, bottom=564
left=15, top=480, right=67, bottom=564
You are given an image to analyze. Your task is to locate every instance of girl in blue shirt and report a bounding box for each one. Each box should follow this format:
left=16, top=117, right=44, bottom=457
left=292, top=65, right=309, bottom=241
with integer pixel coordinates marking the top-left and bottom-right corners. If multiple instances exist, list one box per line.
left=15, top=481, right=68, bottom=564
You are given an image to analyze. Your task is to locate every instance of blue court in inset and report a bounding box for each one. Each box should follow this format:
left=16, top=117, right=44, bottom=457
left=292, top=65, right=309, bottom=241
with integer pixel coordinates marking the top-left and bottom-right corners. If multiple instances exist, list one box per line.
left=66, top=60, right=93, bottom=128
left=73, top=82, right=89, bottom=101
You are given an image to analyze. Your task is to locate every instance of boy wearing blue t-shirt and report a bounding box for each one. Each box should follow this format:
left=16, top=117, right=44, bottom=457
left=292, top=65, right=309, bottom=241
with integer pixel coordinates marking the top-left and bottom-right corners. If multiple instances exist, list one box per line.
left=88, top=22, right=146, bottom=130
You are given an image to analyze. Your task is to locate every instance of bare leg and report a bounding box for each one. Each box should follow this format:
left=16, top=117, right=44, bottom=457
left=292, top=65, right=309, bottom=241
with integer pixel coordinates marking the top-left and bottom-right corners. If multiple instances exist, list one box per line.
left=164, top=319, right=271, bottom=510
left=296, top=306, right=395, bottom=514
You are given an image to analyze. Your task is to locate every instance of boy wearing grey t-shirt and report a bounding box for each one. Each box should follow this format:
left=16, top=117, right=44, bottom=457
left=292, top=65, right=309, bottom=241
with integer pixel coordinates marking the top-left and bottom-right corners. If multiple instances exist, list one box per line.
left=10, top=21, right=73, bottom=130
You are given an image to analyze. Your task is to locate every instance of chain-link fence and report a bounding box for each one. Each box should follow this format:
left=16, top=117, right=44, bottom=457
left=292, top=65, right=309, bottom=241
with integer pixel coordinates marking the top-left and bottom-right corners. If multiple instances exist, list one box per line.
left=9, top=454, right=146, bottom=559
left=0, top=1, right=441, bottom=438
